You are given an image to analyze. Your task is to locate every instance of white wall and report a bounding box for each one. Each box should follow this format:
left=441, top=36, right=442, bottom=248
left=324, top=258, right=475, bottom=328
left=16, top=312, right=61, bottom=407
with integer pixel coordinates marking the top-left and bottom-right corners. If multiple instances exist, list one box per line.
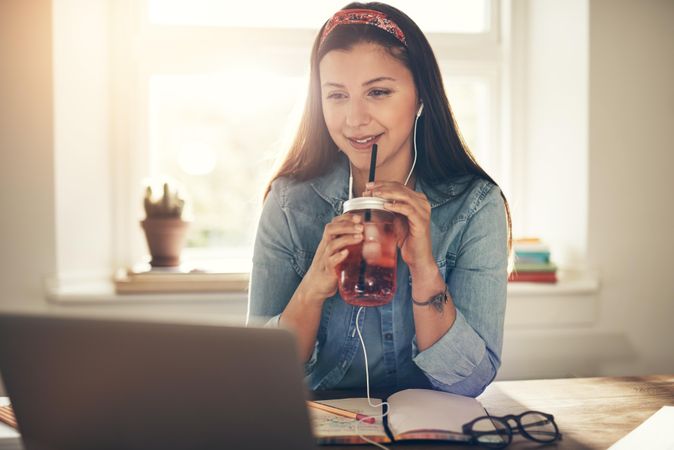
left=0, top=0, right=57, bottom=312
left=587, top=0, right=674, bottom=375
left=53, top=0, right=113, bottom=282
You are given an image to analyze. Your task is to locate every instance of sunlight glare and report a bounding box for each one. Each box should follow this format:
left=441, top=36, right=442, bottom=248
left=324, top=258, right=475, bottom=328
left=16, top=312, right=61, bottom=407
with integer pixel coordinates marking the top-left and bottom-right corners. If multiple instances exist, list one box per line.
left=148, top=0, right=489, bottom=33
left=178, top=139, right=217, bottom=176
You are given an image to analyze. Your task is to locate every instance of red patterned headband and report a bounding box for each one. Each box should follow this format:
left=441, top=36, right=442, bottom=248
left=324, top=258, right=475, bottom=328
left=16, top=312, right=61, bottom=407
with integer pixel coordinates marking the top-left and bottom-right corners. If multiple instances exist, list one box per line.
left=320, top=8, right=407, bottom=47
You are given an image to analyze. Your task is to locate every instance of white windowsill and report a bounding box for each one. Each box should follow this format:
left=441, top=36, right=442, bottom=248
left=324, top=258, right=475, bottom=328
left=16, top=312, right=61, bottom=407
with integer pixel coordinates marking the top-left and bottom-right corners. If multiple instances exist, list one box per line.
left=45, top=269, right=600, bottom=328
left=45, top=276, right=246, bottom=305
left=43, top=275, right=250, bottom=322
left=46, top=270, right=598, bottom=302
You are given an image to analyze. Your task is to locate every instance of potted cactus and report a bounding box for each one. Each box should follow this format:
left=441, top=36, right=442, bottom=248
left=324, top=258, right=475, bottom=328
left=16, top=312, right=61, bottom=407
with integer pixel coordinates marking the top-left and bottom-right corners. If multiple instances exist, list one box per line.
left=141, top=182, right=190, bottom=267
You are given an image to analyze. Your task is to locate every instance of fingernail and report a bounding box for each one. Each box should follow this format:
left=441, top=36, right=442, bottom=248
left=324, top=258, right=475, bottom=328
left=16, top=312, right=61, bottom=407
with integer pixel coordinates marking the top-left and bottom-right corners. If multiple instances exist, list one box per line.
left=366, top=182, right=374, bottom=188
left=355, top=224, right=363, bottom=232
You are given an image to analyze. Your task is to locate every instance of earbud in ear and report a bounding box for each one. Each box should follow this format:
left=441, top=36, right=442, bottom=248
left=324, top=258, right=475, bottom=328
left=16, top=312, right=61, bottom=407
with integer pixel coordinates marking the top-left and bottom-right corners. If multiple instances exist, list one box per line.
left=416, top=102, right=424, bottom=117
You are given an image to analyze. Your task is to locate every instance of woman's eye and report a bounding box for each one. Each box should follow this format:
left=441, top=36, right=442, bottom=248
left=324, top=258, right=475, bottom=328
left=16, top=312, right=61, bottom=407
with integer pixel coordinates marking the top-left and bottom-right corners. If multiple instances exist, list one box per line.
left=326, top=92, right=347, bottom=100
left=369, top=89, right=392, bottom=97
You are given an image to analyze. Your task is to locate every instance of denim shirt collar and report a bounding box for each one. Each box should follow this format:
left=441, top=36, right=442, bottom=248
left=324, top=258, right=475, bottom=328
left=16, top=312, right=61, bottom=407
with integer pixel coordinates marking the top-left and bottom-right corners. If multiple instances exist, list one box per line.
left=308, top=152, right=467, bottom=213
left=308, top=154, right=351, bottom=215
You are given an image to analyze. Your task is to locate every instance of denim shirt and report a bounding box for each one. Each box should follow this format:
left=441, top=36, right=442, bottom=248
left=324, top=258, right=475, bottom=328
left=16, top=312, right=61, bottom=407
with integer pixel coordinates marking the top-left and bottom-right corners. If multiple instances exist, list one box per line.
left=247, top=154, right=508, bottom=397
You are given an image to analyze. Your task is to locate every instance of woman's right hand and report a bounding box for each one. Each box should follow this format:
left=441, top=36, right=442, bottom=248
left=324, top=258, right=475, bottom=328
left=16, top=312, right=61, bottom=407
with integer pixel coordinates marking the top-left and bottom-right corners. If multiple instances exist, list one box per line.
left=299, top=213, right=364, bottom=303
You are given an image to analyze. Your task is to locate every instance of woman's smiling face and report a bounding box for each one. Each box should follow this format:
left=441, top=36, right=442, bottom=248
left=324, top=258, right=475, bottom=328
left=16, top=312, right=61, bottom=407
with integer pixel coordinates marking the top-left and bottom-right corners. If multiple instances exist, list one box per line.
left=319, top=42, right=419, bottom=181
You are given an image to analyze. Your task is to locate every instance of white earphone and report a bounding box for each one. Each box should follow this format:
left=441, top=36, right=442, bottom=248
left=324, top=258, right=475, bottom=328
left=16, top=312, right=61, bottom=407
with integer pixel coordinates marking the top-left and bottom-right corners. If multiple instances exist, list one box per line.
left=347, top=100, right=425, bottom=450
left=416, top=102, right=424, bottom=117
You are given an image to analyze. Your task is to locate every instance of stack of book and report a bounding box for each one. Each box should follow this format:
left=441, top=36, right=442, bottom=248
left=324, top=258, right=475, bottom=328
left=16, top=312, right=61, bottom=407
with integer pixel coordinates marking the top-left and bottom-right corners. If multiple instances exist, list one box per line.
left=508, top=238, right=558, bottom=283
left=114, top=263, right=248, bottom=294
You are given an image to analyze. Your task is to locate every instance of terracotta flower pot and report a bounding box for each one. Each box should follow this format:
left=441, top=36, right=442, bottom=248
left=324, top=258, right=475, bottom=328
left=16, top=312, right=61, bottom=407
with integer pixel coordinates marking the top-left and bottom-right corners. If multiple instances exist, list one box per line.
left=141, top=218, right=190, bottom=267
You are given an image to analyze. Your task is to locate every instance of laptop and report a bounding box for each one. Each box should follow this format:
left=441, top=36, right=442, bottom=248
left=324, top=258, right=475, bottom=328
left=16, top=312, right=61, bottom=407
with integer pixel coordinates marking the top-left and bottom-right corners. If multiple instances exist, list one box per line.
left=0, top=313, right=317, bottom=450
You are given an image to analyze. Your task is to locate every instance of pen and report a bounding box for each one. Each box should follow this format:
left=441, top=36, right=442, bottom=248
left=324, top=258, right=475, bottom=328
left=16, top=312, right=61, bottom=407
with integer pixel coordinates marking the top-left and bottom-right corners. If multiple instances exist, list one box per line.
left=307, top=400, right=376, bottom=424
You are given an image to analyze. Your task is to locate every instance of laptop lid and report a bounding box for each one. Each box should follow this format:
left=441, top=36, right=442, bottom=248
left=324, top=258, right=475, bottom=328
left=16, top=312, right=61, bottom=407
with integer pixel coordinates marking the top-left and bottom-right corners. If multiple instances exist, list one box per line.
left=0, top=313, right=316, bottom=450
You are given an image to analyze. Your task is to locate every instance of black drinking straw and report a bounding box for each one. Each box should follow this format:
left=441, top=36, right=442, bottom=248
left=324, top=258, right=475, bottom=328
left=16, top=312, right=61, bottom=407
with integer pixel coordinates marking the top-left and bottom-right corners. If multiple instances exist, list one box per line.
left=368, top=144, right=378, bottom=188
left=364, top=143, right=378, bottom=221
left=357, top=144, right=378, bottom=293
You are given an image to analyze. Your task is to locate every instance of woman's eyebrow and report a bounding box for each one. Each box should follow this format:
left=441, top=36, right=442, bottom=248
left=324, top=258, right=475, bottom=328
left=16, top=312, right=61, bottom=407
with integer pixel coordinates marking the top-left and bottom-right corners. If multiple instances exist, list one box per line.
left=321, top=76, right=397, bottom=89
left=362, top=76, right=396, bottom=86
left=322, top=82, right=345, bottom=89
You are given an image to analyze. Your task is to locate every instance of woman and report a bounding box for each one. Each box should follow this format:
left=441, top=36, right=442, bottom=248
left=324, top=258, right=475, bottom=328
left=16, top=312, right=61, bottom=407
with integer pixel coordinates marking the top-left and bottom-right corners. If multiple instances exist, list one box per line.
left=247, top=2, right=511, bottom=397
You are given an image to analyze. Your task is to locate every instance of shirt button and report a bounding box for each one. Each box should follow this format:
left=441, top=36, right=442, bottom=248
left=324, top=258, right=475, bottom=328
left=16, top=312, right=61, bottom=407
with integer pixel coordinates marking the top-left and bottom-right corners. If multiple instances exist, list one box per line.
left=384, top=333, right=393, bottom=340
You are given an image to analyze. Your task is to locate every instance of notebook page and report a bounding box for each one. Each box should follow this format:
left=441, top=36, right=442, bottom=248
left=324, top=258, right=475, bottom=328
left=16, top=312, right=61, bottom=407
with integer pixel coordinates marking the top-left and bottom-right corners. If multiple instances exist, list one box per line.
left=0, top=422, right=19, bottom=440
left=308, top=398, right=389, bottom=443
left=0, top=398, right=20, bottom=447
left=386, top=389, right=488, bottom=439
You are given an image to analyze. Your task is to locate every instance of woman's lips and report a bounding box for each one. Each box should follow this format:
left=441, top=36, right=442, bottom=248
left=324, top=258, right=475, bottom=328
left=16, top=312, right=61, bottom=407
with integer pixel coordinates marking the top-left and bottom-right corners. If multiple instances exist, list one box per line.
left=346, top=133, right=383, bottom=151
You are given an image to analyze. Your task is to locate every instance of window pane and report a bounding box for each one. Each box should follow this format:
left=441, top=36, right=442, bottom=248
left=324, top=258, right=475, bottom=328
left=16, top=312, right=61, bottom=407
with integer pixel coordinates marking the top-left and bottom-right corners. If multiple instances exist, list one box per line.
left=444, top=77, right=492, bottom=173
left=148, top=0, right=490, bottom=34
left=149, top=72, right=307, bottom=260
left=148, top=71, right=491, bottom=260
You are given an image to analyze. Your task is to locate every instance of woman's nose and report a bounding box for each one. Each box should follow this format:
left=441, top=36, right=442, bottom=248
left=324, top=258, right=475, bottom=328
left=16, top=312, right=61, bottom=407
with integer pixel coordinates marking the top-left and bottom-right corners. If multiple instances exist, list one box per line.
left=345, top=100, right=370, bottom=127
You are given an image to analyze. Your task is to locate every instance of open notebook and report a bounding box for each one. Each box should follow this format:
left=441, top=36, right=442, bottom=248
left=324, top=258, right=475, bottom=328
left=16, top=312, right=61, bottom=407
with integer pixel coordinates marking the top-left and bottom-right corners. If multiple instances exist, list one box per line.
left=309, top=388, right=494, bottom=445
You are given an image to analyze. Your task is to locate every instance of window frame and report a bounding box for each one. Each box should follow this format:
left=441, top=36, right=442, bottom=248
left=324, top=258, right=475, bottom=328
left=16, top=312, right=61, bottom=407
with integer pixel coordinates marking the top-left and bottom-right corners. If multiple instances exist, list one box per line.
left=112, top=0, right=507, bottom=272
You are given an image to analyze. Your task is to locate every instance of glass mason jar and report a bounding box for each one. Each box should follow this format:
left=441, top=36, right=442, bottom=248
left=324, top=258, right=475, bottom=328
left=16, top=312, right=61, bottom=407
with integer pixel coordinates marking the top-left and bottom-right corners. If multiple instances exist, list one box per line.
left=337, top=197, right=397, bottom=307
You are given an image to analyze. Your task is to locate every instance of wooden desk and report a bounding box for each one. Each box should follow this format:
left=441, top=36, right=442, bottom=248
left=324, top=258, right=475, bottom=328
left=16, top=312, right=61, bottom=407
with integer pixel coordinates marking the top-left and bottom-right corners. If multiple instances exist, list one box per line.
left=314, top=375, right=674, bottom=450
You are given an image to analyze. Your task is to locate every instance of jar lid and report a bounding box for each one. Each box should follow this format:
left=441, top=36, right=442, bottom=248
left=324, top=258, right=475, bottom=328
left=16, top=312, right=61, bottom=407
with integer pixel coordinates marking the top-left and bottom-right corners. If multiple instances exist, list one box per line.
left=343, top=196, right=388, bottom=213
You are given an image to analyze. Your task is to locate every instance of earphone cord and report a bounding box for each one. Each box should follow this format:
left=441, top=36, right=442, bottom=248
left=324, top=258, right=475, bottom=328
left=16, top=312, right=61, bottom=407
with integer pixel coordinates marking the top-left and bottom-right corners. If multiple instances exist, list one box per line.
left=354, top=306, right=390, bottom=450
left=348, top=112, right=421, bottom=200
left=404, top=109, right=420, bottom=186
left=350, top=112, right=422, bottom=449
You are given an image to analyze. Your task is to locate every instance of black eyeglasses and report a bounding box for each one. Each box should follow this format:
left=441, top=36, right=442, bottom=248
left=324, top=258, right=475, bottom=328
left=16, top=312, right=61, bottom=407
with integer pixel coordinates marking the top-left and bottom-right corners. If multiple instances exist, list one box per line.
left=462, top=410, right=562, bottom=449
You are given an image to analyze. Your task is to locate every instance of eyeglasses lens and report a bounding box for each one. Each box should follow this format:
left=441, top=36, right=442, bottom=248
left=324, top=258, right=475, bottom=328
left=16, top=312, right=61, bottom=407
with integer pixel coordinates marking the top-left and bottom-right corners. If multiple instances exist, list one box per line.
left=472, top=417, right=510, bottom=448
left=520, top=412, right=559, bottom=443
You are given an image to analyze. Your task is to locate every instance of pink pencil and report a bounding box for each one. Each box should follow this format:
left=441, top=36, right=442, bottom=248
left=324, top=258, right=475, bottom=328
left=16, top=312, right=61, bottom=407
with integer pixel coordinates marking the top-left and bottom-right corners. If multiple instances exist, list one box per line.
left=307, top=400, right=376, bottom=424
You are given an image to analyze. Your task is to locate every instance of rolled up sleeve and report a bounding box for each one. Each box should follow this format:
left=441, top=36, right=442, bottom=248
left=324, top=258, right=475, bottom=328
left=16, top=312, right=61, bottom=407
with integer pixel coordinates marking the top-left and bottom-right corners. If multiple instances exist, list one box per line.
left=246, top=181, right=320, bottom=375
left=413, top=184, right=508, bottom=397
left=262, top=313, right=319, bottom=376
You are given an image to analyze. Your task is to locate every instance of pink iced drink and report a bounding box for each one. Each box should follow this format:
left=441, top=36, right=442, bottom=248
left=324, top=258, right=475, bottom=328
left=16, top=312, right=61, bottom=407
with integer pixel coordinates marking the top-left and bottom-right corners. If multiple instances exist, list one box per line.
left=337, top=206, right=397, bottom=307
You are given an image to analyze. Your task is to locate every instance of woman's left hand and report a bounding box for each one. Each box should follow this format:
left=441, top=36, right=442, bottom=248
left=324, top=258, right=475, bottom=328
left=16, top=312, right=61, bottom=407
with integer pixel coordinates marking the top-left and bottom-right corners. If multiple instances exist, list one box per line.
left=364, top=181, right=435, bottom=272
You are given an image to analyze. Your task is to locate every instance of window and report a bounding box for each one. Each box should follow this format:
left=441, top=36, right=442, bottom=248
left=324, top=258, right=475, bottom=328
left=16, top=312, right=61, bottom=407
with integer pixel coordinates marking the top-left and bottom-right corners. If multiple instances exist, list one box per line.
left=148, top=0, right=491, bottom=33
left=116, top=0, right=503, bottom=272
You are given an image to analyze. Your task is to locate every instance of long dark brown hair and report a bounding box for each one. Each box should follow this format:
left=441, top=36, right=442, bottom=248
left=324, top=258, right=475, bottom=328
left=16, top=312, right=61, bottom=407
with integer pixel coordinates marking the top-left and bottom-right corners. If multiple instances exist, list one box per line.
left=265, top=2, right=512, bottom=250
